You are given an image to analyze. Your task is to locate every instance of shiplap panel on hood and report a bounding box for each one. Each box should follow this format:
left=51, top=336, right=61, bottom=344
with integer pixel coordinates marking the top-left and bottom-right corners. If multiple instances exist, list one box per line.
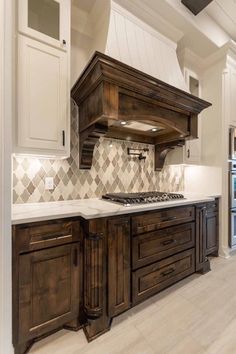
left=106, top=2, right=188, bottom=91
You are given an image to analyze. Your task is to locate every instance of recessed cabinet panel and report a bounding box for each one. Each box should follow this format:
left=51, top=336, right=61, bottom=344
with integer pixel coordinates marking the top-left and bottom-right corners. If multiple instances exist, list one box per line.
left=18, top=243, right=80, bottom=341
left=18, top=0, right=69, bottom=50
left=17, top=35, right=69, bottom=155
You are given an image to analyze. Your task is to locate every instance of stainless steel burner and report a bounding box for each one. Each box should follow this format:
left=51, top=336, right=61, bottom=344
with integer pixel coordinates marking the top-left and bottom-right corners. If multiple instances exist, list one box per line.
left=102, top=191, right=185, bottom=206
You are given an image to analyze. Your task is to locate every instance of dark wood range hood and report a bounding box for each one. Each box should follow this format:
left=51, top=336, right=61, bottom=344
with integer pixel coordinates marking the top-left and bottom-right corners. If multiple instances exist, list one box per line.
left=71, top=52, right=211, bottom=170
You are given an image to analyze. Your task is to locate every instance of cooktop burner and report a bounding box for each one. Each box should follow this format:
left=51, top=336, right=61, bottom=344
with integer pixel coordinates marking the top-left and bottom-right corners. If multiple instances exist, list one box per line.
left=102, top=191, right=185, bottom=206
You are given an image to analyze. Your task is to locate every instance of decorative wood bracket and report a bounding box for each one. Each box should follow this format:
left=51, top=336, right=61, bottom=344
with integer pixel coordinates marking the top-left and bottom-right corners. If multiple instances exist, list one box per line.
left=80, top=124, right=108, bottom=169
left=72, top=52, right=211, bottom=170
left=155, top=140, right=185, bottom=171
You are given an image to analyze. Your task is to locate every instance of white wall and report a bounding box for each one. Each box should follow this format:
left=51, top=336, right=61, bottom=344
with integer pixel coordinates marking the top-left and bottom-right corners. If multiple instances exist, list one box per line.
left=0, top=0, right=14, bottom=353
left=184, top=166, right=222, bottom=196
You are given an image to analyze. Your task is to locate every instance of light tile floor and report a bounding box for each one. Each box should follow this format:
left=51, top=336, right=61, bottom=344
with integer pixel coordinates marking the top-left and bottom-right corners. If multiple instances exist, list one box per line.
left=30, top=255, right=236, bottom=354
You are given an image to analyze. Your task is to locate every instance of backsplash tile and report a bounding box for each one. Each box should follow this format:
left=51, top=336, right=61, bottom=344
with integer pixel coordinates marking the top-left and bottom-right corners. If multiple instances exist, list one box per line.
left=12, top=105, right=184, bottom=204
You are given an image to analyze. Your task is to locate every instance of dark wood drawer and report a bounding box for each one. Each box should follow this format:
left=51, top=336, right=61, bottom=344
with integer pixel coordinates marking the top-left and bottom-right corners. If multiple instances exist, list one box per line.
left=132, top=249, right=195, bottom=305
left=13, top=219, right=80, bottom=253
left=132, top=222, right=195, bottom=269
left=132, top=206, right=195, bottom=235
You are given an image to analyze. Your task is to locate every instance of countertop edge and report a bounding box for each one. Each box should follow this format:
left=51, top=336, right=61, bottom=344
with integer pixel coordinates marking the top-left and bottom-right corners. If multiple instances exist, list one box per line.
left=11, top=196, right=218, bottom=225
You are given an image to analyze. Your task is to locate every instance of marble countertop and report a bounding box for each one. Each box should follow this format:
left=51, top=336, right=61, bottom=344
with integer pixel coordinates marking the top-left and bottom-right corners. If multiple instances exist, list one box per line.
left=12, top=195, right=219, bottom=225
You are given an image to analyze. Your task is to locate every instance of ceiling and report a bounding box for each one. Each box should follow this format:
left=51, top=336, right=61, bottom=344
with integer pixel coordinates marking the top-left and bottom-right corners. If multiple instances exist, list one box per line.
left=72, top=0, right=236, bottom=59
left=206, top=0, right=236, bottom=40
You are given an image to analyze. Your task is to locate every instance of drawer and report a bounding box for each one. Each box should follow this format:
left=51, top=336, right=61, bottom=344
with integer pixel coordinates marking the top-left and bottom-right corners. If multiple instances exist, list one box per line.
left=132, top=222, right=195, bottom=269
left=132, top=206, right=195, bottom=235
left=132, top=249, right=195, bottom=305
left=13, top=219, right=80, bottom=253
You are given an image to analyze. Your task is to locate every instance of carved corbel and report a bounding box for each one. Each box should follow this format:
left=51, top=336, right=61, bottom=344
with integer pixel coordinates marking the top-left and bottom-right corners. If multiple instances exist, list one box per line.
left=155, top=140, right=185, bottom=170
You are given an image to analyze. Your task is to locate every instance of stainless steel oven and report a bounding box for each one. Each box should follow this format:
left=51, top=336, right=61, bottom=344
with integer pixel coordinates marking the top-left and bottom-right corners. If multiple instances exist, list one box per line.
left=230, top=211, right=236, bottom=247
left=229, top=127, right=236, bottom=160
left=229, top=160, right=236, bottom=247
left=230, top=163, right=236, bottom=209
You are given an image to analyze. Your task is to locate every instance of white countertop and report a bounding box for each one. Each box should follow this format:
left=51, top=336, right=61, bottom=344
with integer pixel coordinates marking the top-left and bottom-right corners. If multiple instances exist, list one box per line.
left=12, top=195, right=218, bottom=225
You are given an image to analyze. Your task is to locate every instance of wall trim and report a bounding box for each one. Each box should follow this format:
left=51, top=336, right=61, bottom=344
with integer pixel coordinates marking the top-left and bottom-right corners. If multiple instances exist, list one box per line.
left=0, top=0, right=13, bottom=353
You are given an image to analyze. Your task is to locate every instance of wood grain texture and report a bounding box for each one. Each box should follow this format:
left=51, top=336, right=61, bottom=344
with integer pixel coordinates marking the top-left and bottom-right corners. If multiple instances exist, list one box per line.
left=108, top=217, right=131, bottom=317
left=132, top=249, right=195, bottom=305
left=71, top=52, right=211, bottom=169
left=132, top=222, right=195, bottom=269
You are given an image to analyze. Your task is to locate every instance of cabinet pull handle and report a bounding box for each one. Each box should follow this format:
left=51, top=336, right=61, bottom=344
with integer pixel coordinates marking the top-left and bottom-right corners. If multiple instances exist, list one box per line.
left=187, top=149, right=190, bottom=158
left=161, top=267, right=175, bottom=277
left=162, top=239, right=176, bottom=246
left=161, top=216, right=177, bottom=222
left=62, top=130, right=65, bottom=146
left=73, top=248, right=78, bottom=267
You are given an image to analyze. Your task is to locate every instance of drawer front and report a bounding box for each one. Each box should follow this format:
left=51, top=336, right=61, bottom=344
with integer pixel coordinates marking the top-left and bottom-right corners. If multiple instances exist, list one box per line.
left=132, top=222, right=195, bottom=269
left=14, top=219, right=80, bottom=253
left=132, top=206, right=195, bottom=235
left=132, top=249, right=195, bottom=305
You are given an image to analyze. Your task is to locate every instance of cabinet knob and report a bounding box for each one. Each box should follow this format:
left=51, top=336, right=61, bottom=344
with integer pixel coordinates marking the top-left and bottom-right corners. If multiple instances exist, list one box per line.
left=62, top=39, right=66, bottom=45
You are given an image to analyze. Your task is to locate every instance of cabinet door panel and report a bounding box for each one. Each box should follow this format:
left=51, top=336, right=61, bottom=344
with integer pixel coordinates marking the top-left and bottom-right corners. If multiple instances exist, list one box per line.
left=108, top=217, right=131, bottom=317
left=205, top=208, right=218, bottom=256
left=18, top=243, right=79, bottom=340
left=17, top=35, right=69, bottom=155
left=18, top=0, right=70, bottom=50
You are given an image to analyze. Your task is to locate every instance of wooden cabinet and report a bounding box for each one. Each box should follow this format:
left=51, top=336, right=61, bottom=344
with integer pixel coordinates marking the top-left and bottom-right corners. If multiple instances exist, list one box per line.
left=18, top=244, right=79, bottom=341
left=108, top=217, right=131, bottom=317
left=205, top=202, right=219, bottom=256
left=13, top=202, right=219, bottom=350
left=132, top=222, right=195, bottom=269
left=13, top=219, right=81, bottom=354
left=16, top=34, right=70, bottom=157
left=132, top=249, right=195, bottom=305
left=15, top=1, right=70, bottom=157
left=132, top=206, right=195, bottom=235
left=196, top=200, right=219, bottom=273
left=18, top=0, right=70, bottom=50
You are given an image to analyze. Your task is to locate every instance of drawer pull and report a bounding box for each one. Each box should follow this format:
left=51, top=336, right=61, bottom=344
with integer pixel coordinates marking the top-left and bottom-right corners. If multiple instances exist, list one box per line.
left=30, top=234, right=72, bottom=244
left=162, top=239, right=177, bottom=246
left=161, top=267, right=175, bottom=277
left=161, top=216, right=177, bottom=222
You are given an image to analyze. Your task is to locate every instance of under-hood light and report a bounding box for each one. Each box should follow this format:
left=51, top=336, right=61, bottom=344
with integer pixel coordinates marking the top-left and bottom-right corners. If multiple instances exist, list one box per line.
left=120, top=121, right=127, bottom=125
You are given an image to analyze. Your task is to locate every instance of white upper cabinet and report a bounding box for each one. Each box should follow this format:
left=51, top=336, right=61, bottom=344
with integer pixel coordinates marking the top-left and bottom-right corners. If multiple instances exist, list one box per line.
left=18, top=0, right=70, bottom=50
left=183, top=71, right=202, bottom=165
left=17, top=35, right=69, bottom=156
left=15, top=0, right=71, bottom=158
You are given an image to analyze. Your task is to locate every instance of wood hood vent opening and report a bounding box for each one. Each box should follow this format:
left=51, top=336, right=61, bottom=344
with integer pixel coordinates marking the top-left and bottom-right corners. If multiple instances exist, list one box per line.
left=71, top=52, right=211, bottom=170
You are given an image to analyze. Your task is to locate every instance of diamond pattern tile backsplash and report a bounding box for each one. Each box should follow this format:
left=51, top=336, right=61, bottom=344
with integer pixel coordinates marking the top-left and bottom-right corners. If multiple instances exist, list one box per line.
left=12, top=105, right=184, bottom=204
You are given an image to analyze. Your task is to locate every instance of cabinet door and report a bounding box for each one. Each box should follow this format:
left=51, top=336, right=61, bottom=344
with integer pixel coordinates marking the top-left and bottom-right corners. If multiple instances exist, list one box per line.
left=108, top=217, right=131, bottom=317
left=17, top=35, right=69, bottom=156
left=196, top=205, right=207, bottom=272
left=18, top=243, right=79, bottom=341
left=18, top=0, right=70, bottom=50
left=205, top=204, right=218, bottom=256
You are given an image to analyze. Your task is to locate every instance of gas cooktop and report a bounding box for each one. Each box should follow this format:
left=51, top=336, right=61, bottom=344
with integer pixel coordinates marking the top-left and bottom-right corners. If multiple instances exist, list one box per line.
left=102, top=191, right=185, bottom=206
